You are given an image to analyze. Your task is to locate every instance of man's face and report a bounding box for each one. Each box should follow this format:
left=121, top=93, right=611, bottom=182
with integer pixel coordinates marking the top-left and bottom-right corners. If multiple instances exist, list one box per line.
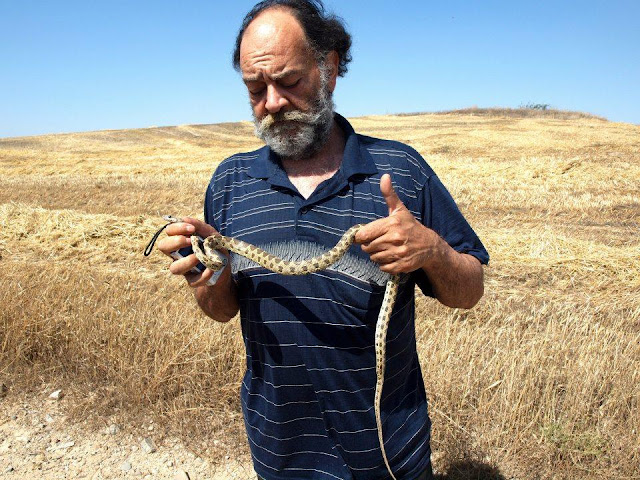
left=253, top=64, right=334, bottom=160
left=239, top=9, right=337, bottom=159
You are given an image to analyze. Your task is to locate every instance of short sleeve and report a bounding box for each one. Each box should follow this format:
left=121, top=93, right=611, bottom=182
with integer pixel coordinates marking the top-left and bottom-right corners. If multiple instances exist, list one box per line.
left=412, top=174, right=489, bottom=297
left=203, top=172, right=222, bottom=232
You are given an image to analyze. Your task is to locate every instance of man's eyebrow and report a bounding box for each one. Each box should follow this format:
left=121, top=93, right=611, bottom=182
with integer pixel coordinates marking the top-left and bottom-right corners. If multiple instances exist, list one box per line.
left=243, top=69, right=303, bottom=83
left=271, top=69, right=303, bottom=80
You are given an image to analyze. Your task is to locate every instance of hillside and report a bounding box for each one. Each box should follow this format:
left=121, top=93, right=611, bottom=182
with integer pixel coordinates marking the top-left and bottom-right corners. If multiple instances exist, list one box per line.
left=1, top=111, right=639, bottom=479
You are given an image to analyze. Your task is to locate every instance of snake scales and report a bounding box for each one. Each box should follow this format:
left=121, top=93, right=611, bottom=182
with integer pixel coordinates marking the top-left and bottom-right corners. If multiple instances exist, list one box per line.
left=192, top=225, right=400, bottom=479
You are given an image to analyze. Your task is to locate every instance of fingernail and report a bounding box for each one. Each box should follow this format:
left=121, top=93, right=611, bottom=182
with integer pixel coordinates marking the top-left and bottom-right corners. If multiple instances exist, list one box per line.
left=185, top=225, right=196, bottom=233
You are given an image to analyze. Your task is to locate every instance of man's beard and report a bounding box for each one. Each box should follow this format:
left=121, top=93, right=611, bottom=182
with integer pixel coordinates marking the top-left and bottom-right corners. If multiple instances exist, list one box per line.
left=253, top=66, right=335, bottom=160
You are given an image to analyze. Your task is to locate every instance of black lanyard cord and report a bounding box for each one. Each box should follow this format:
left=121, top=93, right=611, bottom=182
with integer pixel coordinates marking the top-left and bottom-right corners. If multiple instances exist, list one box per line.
left=143, top=215, right=181, bottom=257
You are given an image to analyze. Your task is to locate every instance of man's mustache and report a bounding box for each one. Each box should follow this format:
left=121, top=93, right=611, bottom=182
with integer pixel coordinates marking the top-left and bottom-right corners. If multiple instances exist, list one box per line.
left=258, top=109, right=321, bottom=130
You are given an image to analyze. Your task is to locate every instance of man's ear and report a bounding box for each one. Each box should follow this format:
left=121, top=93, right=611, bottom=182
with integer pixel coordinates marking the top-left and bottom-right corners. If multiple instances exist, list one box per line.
left=327, top=50, right=340, bottom=91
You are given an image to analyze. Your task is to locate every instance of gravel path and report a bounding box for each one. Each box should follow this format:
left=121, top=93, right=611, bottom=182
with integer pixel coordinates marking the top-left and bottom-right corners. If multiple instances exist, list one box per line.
left=0, top=388, right=254, bottom=479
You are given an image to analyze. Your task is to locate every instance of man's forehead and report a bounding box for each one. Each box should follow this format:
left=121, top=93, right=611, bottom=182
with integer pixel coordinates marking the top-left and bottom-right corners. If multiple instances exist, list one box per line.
left=251, top=21, right=278, bottom=39
left=240, top=8, right=310, bottom=62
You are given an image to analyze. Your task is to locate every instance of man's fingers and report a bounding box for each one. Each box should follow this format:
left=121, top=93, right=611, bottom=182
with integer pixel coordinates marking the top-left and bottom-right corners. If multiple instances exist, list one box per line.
left=368, top=248, right=399, bottom=264
left=182, top=217, right=217, bottom=237
left=185, top=268, right=215, bottom=288
left=165, top=222, right=196, bottom=236
left=160, top=217, right=218, bottom=256
left=165, top=217, right=216, bottom=237
left=356, top=175, right=407, bottom=244
left=355, top=217, right=391, bottom=244
left=380, top=174, right=405, bottom=215
left=168, top=253, right=201, bottom=275
left=156, top=234, right=192, bottom=255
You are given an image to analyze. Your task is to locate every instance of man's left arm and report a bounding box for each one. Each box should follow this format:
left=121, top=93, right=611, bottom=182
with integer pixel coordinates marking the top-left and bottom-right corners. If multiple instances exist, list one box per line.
left=355, top=174, right=484, bottom=309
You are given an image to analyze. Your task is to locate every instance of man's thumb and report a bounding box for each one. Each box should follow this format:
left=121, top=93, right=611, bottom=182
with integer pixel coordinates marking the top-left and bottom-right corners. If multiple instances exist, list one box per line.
left=380, top=174, right=404, bottom=215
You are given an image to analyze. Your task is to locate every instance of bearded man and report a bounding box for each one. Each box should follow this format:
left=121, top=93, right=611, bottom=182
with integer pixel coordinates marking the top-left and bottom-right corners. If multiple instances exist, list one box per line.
left=158, top=1, right=488, bottom=478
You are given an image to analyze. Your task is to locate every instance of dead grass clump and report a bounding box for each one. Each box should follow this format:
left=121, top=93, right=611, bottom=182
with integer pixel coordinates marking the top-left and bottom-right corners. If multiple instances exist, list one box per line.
left=0, top=257, right=247, bottom=436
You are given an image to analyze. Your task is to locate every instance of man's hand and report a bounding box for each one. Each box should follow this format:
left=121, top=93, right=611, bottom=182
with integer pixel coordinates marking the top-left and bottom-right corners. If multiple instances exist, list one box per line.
left=355, top=174, right=484, bottom=309
left=156, top=217, right=239, bottom=321
left=355, top=174, right=440, bottom=275
left=156, top=217, right=221, bottom=288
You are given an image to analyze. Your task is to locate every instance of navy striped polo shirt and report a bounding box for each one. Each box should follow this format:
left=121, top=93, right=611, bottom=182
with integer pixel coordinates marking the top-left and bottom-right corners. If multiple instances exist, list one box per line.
left=204, top=114, right=489, bottom=479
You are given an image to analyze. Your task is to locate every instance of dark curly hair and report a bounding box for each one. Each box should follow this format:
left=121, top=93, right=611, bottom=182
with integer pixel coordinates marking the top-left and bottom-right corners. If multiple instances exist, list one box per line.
left=232, top=0, right=352, bottom=77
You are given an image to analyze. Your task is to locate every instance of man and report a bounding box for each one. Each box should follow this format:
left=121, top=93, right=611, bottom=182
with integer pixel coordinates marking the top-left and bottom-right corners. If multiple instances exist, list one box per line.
left=158, top=1, right=488, bottom=478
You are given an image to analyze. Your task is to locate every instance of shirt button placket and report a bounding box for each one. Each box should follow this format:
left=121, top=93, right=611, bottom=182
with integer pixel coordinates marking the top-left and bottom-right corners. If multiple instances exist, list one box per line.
left=296, top=205, right=310, bottom=236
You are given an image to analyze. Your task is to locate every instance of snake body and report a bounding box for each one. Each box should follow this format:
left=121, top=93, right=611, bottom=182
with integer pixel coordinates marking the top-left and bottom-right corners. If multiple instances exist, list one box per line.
left=192, top=225, right=399, bottom=479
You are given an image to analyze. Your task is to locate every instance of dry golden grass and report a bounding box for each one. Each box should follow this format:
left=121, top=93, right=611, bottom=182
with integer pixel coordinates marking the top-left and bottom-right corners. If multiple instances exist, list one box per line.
left=1, top=109, right=639, bottom=479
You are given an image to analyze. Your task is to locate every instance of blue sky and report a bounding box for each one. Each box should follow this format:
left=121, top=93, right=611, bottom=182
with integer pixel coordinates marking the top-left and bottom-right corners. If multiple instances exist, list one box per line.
left=1, top=0, right=639, bottom=138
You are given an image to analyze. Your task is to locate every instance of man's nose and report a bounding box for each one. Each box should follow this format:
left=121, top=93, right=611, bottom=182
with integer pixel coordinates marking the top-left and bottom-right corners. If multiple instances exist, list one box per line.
left=265, top=84, right=288, bottom=114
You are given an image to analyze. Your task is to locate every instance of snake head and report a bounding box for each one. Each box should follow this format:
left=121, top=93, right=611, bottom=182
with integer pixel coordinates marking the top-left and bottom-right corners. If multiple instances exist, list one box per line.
left=191, top=235, right=226, bottom=272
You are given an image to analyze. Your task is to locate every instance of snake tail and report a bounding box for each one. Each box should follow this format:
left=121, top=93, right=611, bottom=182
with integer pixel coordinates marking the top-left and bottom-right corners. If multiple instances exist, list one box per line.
left=374, top=274, right=400, bottom=480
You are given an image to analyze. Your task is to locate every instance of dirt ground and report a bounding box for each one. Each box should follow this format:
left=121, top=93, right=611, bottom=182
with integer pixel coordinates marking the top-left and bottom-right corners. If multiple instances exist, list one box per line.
left=0, top=389, right=255, bottom=479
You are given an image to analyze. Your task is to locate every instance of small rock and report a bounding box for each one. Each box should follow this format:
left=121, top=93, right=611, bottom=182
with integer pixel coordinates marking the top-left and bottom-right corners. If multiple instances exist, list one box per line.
left=108, top=424, right=120, bottom=435
left=141, top=437, right=156, bottom=453
left=147, top=425, right=154, bottom=431
left=5, top=465, right=14, bottom=473
left=49, top=389, right=64, bottom=401
left=16, top=435, right=31, bottom=444
left=45, top=414, right=55, bottom=423
left=0, top=383, right=8, bottom=398
left=48, top=441, right=75, bottom=451
left=166, top=459, right=174, bottom=467
left=174, top=471, right=190, bottom=480
left=10, top=414, right=17, bottom=421
left=51, top=450, right=65, bottom=460
left=121, top=461, right=132, bottom=472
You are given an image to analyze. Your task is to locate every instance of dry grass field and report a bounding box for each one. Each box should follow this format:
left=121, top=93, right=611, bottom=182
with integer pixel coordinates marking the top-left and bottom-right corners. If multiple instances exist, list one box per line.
left=1, top=109, right=639, bottom=479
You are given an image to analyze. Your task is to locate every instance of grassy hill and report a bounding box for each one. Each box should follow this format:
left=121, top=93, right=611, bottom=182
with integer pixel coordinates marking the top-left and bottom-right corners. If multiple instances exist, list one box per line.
left=1, top=110, right=638, bottom=478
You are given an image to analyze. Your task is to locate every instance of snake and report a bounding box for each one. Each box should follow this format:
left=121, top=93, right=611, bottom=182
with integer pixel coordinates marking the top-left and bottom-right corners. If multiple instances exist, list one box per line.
left=191, top=225, right=400, bottom=479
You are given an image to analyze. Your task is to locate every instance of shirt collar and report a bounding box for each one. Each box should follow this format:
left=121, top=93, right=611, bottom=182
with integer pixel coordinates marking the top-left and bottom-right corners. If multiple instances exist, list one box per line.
left=247, top=113, right=378, bottom=181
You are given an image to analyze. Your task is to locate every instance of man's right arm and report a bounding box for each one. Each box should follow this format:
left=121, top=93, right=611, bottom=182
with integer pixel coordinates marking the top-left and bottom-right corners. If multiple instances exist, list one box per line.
left=156, top=217, right=239, bottom=323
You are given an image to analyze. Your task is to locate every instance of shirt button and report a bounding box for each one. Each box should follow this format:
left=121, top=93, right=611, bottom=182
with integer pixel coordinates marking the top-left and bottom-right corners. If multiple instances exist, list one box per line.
left=300, top=207, right=309, bottom=214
